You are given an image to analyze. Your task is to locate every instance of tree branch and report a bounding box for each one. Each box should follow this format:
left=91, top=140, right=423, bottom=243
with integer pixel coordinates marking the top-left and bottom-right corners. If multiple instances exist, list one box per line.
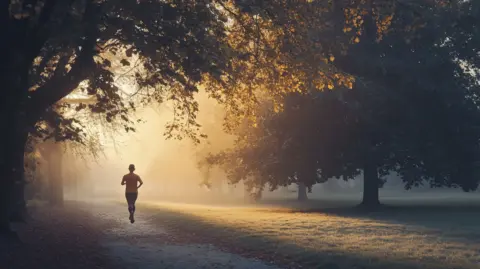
left=29, top=46, right=59, bottom=87
left=27, top=0, right=76, bottom=67
left=27, top=0, right=102, bottom=123
left=27, top=0, right=59, bottom=59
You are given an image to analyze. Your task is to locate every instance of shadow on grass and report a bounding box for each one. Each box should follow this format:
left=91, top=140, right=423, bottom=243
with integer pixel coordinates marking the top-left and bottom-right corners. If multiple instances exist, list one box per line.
left=279, top=199, right=480, bottom=246
left=143, top=204, right=472, bottom=269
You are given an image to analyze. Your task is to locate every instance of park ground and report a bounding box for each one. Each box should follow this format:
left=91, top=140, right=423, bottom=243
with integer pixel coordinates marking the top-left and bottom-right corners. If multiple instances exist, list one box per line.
left=1, top=194, right=480, bottom=269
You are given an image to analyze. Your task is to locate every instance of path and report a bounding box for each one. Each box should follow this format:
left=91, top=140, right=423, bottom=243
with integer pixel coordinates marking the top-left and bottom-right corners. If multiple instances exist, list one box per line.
left=94, top=202, right=281, bottom=269
left=2, top=201, right=282, bottom=269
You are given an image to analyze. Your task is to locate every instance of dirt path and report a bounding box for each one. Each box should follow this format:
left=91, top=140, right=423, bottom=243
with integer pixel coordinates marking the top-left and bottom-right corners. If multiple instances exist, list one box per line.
left=2, top=201, right=282, bottom=269
left=1, top=202, right=121, bottom=269
left=92, top=202, right=282, bottom=269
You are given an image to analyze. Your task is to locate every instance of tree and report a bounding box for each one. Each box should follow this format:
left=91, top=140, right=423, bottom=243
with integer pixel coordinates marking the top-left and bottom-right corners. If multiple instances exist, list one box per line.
left=328, top=0, right=480, bottom=206
left=205, top=1, right=480, bottom=207
left=0, top=0, right=246, bottom=237
left=202, top=95, right=318, bottom=201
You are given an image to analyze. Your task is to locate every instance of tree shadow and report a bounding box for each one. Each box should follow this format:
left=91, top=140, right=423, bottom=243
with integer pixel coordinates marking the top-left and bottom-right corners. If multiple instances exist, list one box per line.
left=280, top=199, right=480, bottom=246
left=144, top=204, right=474, bottom=269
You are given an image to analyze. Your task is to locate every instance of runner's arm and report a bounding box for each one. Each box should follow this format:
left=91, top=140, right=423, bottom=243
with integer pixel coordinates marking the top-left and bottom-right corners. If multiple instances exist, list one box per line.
left=121, top=176, right=126, bottom=185
left=137, top=176, right=143, bottom=189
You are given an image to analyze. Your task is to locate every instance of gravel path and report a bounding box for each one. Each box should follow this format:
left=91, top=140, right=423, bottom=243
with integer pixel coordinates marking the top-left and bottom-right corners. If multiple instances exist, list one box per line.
left=92, top=202, right=282, bottom=269
left=1, top=201, right=282, bottom=269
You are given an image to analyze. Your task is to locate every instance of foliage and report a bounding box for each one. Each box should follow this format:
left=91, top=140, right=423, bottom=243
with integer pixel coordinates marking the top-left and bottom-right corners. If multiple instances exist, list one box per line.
left=332, top=0, right=480, bottom=191
left=2, top=0, right=480, bottom=222
left=4, top=0, right=238, bottom=144
left=203, top=0, right=480, bottom=203
left=1, top=0, right=265, bottom=228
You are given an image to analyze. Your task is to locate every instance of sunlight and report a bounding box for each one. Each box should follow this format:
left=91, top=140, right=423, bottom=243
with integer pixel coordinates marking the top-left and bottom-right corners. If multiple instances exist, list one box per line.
left=143, top=201, right=480, bottom=269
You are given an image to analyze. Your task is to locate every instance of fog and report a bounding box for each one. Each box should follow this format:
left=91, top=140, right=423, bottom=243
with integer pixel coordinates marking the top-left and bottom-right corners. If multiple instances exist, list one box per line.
left=62, top=90, right=241, bottom=203
left=59, top=90, right=478, bottom=205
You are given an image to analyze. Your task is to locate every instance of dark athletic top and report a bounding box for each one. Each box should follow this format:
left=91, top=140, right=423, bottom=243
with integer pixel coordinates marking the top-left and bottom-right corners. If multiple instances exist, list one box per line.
left=122, top=173, right=142, bottom=193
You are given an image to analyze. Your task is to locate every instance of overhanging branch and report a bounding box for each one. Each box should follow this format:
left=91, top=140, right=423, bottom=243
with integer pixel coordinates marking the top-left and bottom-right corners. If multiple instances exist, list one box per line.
left=27, top=0, right=79, bottom=66
left=26, top=0, right=60, bottom=64
left=27, top=0, right=102, bottom=123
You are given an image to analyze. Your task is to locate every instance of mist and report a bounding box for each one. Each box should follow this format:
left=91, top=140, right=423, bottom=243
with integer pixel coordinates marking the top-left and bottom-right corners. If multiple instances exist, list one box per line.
left=56, top=84, right=480, bottom=206
left=61, top=87, right=479, bottom=204
left=61, top=90, right=240, bottom=203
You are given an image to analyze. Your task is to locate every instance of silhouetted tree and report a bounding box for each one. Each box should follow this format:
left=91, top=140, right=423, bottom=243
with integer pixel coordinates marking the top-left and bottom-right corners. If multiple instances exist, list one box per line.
left=206, top=1, right=480, bottom=207
left=0, top=0, right=247, bottom=236
left=328, top=1, right=480, bottom=206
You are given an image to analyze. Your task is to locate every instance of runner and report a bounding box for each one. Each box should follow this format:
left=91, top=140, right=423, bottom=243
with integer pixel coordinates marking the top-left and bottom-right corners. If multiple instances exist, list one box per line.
left=121, top=164, right=143, bottom=223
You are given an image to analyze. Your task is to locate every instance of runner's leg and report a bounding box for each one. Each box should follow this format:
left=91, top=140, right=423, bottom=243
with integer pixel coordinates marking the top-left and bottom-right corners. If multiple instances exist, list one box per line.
left=125, top=193, right=134, bottom=222
left=132, top=193, right=138, bottom=213
left=129, top=193, right=138, bottom=223
left=125, top=193, right=131, bottom=213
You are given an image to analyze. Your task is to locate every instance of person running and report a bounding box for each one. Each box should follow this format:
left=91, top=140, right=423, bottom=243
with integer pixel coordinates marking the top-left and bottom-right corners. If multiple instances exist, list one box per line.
left=121, top=164, right=143, bottom=223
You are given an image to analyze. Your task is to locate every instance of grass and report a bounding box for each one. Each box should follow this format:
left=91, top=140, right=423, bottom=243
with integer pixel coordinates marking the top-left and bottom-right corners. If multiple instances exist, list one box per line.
left=141, top=195, right=480, bottom=269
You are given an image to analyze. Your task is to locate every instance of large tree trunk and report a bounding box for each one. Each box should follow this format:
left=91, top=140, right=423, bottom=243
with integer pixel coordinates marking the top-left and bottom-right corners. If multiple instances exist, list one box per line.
left=0, top=119, right=29, bottom=238
left=0, top=61, right=31, bottom=238
left=0, top=0, right=101, bottom=240
left=361, top=163, right=380, bottom=207
left=297, top=182, right=308, bottom=201
left=10, top=164, right=27, bottom=223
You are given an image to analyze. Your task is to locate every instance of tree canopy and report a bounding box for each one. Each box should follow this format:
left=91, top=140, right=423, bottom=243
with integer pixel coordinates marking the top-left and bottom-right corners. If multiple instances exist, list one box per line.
left=202, top=0, right=480, bottom=205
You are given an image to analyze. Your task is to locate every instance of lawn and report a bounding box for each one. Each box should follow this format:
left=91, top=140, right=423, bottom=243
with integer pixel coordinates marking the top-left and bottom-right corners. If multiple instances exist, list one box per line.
left=141, top=195, right=480, bottom=269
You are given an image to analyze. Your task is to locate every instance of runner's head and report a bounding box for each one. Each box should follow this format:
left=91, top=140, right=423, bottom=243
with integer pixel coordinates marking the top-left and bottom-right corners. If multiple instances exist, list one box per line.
left=128, top=164, right=135, bottom=172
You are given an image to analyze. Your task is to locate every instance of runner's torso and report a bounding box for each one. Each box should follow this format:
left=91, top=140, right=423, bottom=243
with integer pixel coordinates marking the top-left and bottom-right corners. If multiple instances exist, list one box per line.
left=123, top=173, right=140, bottom=193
